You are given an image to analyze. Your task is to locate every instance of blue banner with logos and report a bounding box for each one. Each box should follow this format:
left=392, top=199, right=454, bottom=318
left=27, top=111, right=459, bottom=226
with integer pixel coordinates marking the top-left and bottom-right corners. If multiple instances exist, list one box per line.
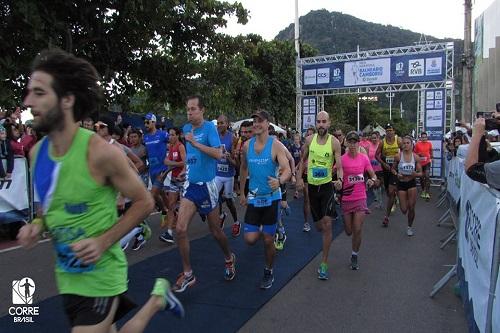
left=302, top=52, right=445, bottom=90
left=424, top=88, right=445, bottom=178
left=301, top=96, right=317, bottom=131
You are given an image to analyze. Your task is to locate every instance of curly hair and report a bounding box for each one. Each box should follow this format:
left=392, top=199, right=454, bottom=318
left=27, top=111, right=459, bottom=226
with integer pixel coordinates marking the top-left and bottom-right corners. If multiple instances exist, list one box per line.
left=31, top=49, right=103, bottom=122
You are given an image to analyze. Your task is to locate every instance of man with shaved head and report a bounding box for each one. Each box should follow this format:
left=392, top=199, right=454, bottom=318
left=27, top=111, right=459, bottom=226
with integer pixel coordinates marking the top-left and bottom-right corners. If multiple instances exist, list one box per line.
left=297, top=111, right=343, bottom=280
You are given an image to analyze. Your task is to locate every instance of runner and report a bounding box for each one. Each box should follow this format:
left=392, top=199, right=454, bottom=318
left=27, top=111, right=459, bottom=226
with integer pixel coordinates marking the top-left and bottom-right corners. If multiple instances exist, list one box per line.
left=289, top=133, right=302, bottom=199
left=340, top=132, right=377, bottom=270
left=239, top=110, right=291, bottom=289
left=215, top=114, right=241, bottom=237
left=18, top=49, right=183, bottom=333
left=376, top=123, right=402, bottom=227
left=367, top=131, right=384, bottom=208
left=143, top=113, right=173, bottom=243
left=234, top=120, right=254, bottom=197
left=161, top=127, right=186, bottom=243
left=393, top=136, right=423, bottom=236
left=414, top=132, right=433, bottom=201
left=129, top=128, right=149, bottom=188
left=296, top=111, right=343, bottom=280
left=173, top=95, right=236, bottom=293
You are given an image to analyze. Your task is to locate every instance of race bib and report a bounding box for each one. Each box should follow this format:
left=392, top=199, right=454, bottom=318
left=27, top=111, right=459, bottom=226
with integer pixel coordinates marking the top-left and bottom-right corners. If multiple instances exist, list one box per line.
left=312, top=167, right=328, bottom=179
left=385, top=156, right=395, bottom=164
left=173, top=152, right=179, bottom=159
left=400, top=166, right=414, bottom=175
left=348, top=174, right=365, bottom=184
left=254, top=197, right=272, bottom=207
left=217, top=164, right=229, bottom=173
left=420, top=156, right=428, bottom=162
left=55, top=242, right=95, bottom=273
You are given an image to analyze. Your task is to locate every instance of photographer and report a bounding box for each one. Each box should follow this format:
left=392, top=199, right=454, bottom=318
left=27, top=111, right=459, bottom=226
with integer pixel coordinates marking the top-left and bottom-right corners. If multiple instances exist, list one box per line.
left=465, top=113, right=500, bottom=190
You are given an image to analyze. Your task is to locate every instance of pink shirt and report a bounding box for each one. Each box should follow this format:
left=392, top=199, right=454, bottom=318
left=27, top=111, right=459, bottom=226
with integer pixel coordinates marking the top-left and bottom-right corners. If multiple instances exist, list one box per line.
left=341, top=152, right=373, bottom=202
left=366, top=141, right=382, bottom=172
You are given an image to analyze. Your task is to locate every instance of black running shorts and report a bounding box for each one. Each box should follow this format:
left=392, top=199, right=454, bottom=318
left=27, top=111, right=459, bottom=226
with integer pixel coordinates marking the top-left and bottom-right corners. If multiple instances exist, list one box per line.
left=62, top=293, right=136, bottom=327
left=308, top=183, right=335, bottom=222
left=244, top=200, right=279, bottom=226
left=397, top=179, right=417, bottom=192
left=383, top=170, right=398, bottom=189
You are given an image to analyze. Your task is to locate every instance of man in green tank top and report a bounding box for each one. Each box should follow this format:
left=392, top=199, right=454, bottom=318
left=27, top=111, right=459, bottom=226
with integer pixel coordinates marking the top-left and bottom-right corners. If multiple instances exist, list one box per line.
left=17, top=49, right=184, bottom=332
left=296, top=111, right=343, bottom=280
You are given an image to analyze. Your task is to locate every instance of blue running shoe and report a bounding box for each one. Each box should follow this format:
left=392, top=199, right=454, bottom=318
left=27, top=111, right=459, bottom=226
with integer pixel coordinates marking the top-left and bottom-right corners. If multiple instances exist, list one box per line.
left=317, top=262, right=329, bottom=280
left=260, top=268, right=274, bottom=289
left=151, top=278, right=185, bottom=318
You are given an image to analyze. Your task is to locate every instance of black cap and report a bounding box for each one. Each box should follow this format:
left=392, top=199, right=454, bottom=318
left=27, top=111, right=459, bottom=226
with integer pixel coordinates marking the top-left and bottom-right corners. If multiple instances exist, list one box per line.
left=385, top=123, right=394, bottom=130
left=97, top=116, right=115, bottom=135
left=251, top=110, right=270, bottom=121
left=345, top=131, right=360, bottom=142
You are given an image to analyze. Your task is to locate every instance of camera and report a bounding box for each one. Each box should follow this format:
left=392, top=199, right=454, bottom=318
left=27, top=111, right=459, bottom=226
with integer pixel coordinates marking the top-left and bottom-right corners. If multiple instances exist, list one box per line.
left=485, top=118, right=500, bottom=131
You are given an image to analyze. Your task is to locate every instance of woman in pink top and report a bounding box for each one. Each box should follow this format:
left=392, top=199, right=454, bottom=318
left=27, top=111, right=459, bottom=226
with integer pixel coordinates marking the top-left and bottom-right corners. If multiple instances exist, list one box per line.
left=367, top=131, right=383, bottom=208
left=341, top=131, right=377, bottom=270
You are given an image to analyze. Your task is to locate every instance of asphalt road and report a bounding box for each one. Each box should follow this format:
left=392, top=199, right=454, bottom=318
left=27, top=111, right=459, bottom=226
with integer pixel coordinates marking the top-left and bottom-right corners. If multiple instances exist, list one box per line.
left=0, top=187, right=466, bottom=332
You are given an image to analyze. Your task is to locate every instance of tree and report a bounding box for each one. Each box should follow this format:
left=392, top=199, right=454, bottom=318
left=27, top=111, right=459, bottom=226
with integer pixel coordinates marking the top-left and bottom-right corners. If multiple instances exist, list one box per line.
left=0, top=0, right=248, bottom=109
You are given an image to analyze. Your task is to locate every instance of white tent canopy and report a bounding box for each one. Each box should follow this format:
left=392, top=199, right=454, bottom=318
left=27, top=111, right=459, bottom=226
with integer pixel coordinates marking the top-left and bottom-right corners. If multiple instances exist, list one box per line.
left=231, top=118, right=286, bottom=134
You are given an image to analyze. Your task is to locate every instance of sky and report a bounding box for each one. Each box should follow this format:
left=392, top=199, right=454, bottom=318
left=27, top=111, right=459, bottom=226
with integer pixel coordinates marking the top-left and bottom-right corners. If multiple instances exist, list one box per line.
left=221, top=0, right=495, bottom=41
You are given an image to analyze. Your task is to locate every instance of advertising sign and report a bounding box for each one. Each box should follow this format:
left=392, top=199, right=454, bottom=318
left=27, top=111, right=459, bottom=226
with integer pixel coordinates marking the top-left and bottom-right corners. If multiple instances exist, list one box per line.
left=424, top=88, right=445, bottom=178
left=302, top=96, right=318, bottom=130
left=302, top=51, right=446, bottom=90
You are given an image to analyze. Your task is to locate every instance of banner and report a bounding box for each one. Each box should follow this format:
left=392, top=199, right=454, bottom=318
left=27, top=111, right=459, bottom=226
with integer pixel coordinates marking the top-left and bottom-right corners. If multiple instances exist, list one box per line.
left=424, top=88, right=445, bottom=178
left=302, top=51, right=446, bottom=90
left=0, top=158, right=30, bottom=223
left=446, top=157, right=463, bottom=206
left=458, top=173, right=500, bottom=333
left=302, top=96, right=317, bottom=130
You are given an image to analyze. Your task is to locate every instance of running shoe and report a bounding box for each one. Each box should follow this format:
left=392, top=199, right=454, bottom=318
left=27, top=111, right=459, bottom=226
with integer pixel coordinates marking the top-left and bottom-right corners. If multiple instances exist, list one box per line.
left=200, top=214, right=207, bottom=222
left=121, top=241, right=129, bottom=251
left=173, top=272, right=196, bottom=293
left=407, top=227, right=414, bottom=237
left=425, top=193, right=431, bottom=201
left=224, top=253, right=236, bottom=281
left=141, top=222, right=152, bottom=240
left=350, top=255, right=359, bottom=270
left=159, top=231, right=175, bottom=244
left=131, top=235, right=146, bottom=251
left=317, top=262, right=329, bottom=280
left=231, top=222, right=241, bottom=237
left=151, top=278, right=185, bottom=318
left=303, top=222, right=311, bottom=232
left=420, top=191, right=426, bottom=199
left=391, top=203, right=396, bottom=213
left=160, top=214, right=168, bottom=228
left=260, top=268, right=274, bottom=289
left=382, top=216, right=389, bottom=227
left=219, top=212, right=227, bottom=229
left=274, top=233, right=286, bottom=251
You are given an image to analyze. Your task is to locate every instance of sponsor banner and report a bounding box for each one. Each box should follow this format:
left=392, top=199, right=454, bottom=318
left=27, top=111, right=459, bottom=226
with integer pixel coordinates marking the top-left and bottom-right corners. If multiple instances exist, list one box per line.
left=426, top=109, right=443, bottom=127
left=301, top=97, right=318, bottom=130
left=458, top=173, right=500, bottom=333
left=424, top=88, right=445, bottom=178
left=302, top=51, right=446, bottom=90
left=446, top=157, right=464, bottom=204
left=0, top=158, right=30, bottom=223
left=344, top=58, right=390, bottom=86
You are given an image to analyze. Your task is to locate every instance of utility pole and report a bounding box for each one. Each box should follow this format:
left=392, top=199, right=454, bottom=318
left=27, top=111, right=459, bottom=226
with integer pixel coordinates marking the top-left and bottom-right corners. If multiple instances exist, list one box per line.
left=462, top=0, right=473, bottom=124
left=295, top=0, right=301, bottom=130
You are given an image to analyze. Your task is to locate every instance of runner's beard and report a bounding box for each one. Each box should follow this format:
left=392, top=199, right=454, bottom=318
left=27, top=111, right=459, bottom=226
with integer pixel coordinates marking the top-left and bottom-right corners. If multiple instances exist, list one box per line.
left=33, top=105, right=65, bottom=133
left=317, top=127, right=327, bottom=137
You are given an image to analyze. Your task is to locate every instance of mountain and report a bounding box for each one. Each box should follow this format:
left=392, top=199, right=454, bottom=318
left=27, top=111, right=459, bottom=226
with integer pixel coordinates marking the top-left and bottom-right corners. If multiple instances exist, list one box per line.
left=275, top=9, right=462, bottom=55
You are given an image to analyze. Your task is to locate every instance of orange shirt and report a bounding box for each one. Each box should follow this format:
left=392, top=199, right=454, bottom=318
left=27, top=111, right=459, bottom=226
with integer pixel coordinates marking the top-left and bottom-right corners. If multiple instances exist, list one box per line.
left=414, top=141, right=433, bottom=166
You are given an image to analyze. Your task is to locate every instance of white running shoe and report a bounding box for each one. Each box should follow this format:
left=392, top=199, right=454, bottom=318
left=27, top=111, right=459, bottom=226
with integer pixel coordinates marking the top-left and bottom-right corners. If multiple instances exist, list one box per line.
left=406, top=227, right=414, bottom=237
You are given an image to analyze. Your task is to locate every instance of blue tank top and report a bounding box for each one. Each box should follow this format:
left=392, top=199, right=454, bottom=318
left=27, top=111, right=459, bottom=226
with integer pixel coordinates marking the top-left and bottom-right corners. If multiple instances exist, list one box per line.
left=143, top=129, right=168, bottom=174
left=183, top=121, right=221, bottom=183
left=247, top=136, right=281, bottom=205
left=216, top=131, right=235, bottom=177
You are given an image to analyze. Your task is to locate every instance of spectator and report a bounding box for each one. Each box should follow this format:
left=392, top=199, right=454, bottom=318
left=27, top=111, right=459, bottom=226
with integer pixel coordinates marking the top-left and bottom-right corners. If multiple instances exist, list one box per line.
left=0, top=124, right=14, bottom=179
left=81, top=116, right=94, bottom=130
left=3, top=107, right=22, bottom=125
left=465, top=115, right=500, bottom=190
left=5, top=123, right=35, bottom=157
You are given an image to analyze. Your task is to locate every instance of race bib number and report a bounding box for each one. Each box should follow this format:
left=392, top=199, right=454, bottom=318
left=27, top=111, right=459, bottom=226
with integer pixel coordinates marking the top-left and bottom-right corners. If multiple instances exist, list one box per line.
left=312, top=167, right=328, bottom=179
left=371, top=160, right=379, bottom=166
left=385, top=156, right=395, bottom=164
left=217, top=164, right=229, bottom=173
left=55, top=242, right=95, bottom=273
left=254, top=197, right=272, bottom=207
left=172, top=152, right=179, bottom=159
left=420, top=156, right=428, bottom=162
left=348, top=174, right=365, bottom=184
left=400, top=166, right=414, bottom=175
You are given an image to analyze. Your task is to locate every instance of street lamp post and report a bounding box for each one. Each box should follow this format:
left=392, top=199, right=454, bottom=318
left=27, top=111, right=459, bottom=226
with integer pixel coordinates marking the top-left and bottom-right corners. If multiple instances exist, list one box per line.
left=386, top=91, right=395, bottom=120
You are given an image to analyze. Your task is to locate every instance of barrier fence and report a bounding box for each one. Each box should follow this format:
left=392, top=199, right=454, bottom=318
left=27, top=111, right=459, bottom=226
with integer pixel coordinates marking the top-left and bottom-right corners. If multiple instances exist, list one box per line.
left=0, top=157, right=31, bottom=224
left=436, top=155, right=500, bottom=333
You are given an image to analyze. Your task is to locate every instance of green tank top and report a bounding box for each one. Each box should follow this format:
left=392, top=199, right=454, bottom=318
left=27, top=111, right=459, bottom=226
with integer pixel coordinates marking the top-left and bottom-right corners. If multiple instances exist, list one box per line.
left=33, top=128, right=127, bottom=297
left=307, top=134, right=334, bottom=185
